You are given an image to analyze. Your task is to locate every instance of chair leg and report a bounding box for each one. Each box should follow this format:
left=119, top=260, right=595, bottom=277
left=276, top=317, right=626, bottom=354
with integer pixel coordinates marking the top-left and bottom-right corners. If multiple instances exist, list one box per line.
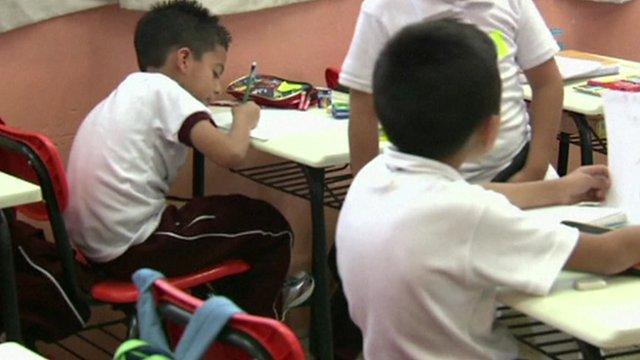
left=557, top=132, right=570, bottom=176
left=127, top=315, right=138, bottom=339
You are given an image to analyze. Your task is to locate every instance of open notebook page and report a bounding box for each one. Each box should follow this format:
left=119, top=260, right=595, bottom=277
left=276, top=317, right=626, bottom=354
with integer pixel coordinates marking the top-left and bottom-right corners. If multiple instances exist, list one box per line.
left=209, top=107, right=345, bottom=141
left=603, top=91, right=640, bottom=224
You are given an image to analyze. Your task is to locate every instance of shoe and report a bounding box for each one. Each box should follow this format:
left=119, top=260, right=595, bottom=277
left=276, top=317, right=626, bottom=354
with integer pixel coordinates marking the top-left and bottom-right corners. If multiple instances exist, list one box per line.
left=277, top=271, right=315, bottom=320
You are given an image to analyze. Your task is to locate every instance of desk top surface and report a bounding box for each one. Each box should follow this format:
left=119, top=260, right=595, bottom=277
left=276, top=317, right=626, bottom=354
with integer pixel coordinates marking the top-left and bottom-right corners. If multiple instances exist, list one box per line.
left=0, top=171, right=42, bottom=209
left=497, top=271, right=640, bottom=349
left=212, top=106, right=389, bottom=168
left=523, top=52, right=640, bottom=116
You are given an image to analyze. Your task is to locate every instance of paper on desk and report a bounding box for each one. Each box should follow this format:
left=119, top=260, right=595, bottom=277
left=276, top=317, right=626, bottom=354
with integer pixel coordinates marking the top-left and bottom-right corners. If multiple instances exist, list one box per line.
left=556, top=55, right=619, bottom=81
left=603, top=91, right=640, bottom=224
left=519, top=55, right=619, bottom=84
left=209, top=107, right=344, bottom=141
left=524, top=204, right=625, bottom=227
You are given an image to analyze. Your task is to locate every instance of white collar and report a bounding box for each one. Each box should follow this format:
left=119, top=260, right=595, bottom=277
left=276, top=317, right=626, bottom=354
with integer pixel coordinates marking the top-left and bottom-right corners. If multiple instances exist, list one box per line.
left=382, top=147, right=463, bottom=182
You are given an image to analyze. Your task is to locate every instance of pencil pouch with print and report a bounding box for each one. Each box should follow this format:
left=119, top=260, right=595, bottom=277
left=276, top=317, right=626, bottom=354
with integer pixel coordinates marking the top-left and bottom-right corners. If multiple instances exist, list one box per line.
left=227, top=74, right=318, bottom=110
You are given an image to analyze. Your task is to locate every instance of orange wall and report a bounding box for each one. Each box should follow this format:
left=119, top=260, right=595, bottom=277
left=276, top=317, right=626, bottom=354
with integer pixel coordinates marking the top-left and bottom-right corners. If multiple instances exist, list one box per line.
left=536, top=0, right=640, bottom=61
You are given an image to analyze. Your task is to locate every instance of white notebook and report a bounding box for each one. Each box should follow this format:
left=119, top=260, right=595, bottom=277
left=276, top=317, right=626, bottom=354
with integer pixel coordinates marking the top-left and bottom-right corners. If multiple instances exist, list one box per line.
left=555, top=55, right=619, bottom=81
left=524, top=204, right=626, bottom=227
left=209, top=106, right=343, bottom=141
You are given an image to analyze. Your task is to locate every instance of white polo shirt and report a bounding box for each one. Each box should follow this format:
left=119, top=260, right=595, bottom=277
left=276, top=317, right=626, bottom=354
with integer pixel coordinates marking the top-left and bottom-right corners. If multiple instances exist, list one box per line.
left=65, top=72, right=213, bottom=262
left=340, top=0, right=560, bottom=183
left=336, top=148, right=578, bottom=359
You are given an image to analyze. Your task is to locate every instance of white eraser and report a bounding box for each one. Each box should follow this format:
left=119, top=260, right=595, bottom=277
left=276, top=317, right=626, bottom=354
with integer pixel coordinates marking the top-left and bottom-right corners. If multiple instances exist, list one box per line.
left=573, top=277, right=607, bottom=291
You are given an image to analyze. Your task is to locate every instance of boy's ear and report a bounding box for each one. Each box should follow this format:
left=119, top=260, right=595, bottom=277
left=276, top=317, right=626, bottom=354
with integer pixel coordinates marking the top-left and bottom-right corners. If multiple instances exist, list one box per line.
left=174, top=47, right=193, bottom=74
left=479, top=115, right=501, bottom=153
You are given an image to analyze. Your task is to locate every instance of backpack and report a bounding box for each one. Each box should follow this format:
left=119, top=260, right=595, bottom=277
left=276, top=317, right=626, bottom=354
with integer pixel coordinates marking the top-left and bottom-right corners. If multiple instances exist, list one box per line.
left=114, top=269, right=243, bottom=360
left=0, top=218, right=91, bottom=342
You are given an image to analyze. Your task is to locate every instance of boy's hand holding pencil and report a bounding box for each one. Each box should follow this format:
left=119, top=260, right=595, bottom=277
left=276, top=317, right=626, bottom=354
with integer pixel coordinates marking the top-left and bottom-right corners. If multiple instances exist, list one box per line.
left=232, top=62, right=260, bottom=130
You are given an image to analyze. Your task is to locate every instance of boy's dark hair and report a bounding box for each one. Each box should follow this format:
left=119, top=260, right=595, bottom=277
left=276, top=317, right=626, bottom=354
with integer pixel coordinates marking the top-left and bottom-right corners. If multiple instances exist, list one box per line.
left=373, top=18, right=501, bottom=160
left=134, top=0, right=232, bottom=71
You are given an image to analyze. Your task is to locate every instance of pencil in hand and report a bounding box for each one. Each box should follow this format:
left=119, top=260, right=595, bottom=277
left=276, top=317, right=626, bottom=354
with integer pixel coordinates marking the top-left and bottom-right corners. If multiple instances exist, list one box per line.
left=242, top=61, right=258, bottom=103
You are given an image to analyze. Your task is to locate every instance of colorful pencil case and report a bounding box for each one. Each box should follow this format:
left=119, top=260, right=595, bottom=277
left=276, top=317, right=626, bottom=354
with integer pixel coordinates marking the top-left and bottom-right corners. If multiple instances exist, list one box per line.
left=587, top=79, right=640, bottom=92
left=227, top=74, right=318, bottom=110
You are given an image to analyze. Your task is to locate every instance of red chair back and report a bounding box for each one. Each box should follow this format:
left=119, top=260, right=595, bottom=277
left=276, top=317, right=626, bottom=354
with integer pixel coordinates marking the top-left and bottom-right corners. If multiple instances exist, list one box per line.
left=154, top=279, right=306, bottom=360
left=0, top=118, right=69, bottom=220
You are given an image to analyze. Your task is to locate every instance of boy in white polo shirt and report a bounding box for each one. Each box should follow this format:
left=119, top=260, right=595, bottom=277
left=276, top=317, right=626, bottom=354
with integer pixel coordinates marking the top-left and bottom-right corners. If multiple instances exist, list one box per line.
left=342, top=0, right=562, bottom=183
left=64, top=0, right=304, bottom=318
left=336, top=19, right=640, bottom=359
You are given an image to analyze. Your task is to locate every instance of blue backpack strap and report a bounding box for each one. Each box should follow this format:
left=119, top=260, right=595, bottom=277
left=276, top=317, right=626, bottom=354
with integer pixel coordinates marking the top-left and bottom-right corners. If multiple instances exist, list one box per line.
left=174, top=296, right=244, bottom=360
left=132, top=268, right=172, bottom=354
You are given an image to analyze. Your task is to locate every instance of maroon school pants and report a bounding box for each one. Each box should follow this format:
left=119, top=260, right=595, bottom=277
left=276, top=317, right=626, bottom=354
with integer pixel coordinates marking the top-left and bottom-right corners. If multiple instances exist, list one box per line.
left=96, top=194, right=292, bottom=318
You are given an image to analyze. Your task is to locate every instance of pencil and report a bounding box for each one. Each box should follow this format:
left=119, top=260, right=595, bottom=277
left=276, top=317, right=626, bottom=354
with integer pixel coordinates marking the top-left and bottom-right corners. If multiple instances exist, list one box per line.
left=242, top=61, right=258, bottom=103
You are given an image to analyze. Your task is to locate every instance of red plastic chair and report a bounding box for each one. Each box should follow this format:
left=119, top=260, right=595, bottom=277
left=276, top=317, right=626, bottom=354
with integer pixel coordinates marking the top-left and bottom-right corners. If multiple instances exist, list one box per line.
left=0, top=119, right=251, bottom=342
left=153, top=278, right=305, bottom=360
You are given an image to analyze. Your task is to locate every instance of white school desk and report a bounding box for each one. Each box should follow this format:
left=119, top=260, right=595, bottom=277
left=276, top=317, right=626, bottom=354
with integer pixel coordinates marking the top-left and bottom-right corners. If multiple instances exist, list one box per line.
left=522, top=51, right=640, bottom=172
left=212, top=106, right=372, bottom=360
left=498, top=271, right=640, bottom=359
left=0, top=171, right=42, bottom=343
left=0, top=342, right=46, bottom=359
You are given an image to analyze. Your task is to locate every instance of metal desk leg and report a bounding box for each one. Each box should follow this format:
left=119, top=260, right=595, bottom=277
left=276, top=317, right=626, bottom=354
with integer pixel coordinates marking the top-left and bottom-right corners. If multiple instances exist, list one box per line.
left=0, top=210, right=22, bottom=342
left=577, top=340, right=603, bottom=360
left=304, top=166, right=334, bottom=360
left=557, top=132, right=570, bottom=176
left=571, top=114, right=594, bottom=165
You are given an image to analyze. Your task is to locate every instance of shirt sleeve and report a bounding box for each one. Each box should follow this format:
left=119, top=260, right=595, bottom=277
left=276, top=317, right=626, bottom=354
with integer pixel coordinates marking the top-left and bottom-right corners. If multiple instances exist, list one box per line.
left=153, top=76, right=213, bottom=145
left=339, top=9, right=389, bottom=93
left=469, top=192, right=579, bottom=295
left=514, top=0, right=560, bottom=70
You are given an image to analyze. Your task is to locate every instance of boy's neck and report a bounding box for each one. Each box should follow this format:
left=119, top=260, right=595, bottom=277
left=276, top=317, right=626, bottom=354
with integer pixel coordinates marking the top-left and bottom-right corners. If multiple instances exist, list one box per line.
left=440, top=148, right=473, bottom=170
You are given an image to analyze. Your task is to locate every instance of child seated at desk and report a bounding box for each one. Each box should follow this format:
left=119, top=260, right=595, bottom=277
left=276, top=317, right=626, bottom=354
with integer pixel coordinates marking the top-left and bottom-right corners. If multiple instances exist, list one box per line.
left=64, top=0, right=305, bottom=318
left=336, top=18, right=640, bottom=359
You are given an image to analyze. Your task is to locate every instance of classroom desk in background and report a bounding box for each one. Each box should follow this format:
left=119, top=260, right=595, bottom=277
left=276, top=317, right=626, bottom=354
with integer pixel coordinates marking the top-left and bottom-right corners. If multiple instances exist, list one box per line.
left=498, top=271, right=640, bottom=360
left=522, top=51, right=640, bottom=174
left=0, top=171, right=42, bottom=343
left=211, top=106, right=386, bottom=360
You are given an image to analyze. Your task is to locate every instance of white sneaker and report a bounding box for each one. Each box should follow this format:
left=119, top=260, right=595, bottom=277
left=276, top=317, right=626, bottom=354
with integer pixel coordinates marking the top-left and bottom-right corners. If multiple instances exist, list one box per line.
left=276, top=271, right=315, bottom=320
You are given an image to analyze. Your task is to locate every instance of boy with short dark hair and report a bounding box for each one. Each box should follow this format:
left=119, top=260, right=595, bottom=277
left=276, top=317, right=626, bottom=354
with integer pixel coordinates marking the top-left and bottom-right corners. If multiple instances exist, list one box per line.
left=336, top=18, right=640, bottom=359
left=64, top=0, right=300, bottom=318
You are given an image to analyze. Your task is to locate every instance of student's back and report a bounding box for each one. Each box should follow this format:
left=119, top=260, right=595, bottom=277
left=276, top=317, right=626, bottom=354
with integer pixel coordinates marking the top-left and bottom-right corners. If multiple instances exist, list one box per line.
left=336, top=18, right=640, bottom=360
left=66, top=72, right=207, bottom=262
left=337, top=150, right=576, bottom=359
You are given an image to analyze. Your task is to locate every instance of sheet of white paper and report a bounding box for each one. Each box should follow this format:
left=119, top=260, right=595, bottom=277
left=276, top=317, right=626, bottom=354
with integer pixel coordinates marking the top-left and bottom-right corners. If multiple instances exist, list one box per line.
left=603, top=91, right=640, bottom=224
left=524, top=204, right=626, bottom=227
left=556, top=56, right=603, bottom=80
left=209, top=107, right=346, bottom=141
left=519, top=55, right=619, bottom=84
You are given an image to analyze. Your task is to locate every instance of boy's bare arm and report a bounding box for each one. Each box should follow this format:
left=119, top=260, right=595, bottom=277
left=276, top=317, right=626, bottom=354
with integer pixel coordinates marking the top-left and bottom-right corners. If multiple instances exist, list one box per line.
left=566, top=227, right=640, bottom=275
left=348, top=89, right=380, bottom=175
left=509, top=58, right=564, bottom=182
left=483, top=165, right=610, bottom=209
left=190, top=102, right=259, bottom=169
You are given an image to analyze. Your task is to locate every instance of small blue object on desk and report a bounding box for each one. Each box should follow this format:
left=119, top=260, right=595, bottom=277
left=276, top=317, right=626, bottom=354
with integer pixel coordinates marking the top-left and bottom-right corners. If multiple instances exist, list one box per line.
left=331, top=103, right=349, bottom=119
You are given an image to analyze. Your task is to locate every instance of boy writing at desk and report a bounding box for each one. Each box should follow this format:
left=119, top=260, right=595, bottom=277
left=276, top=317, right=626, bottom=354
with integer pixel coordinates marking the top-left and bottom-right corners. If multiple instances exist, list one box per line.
left=64, top=0, right=303, bottom=318
left=336, top=19, right=640, bottom=359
